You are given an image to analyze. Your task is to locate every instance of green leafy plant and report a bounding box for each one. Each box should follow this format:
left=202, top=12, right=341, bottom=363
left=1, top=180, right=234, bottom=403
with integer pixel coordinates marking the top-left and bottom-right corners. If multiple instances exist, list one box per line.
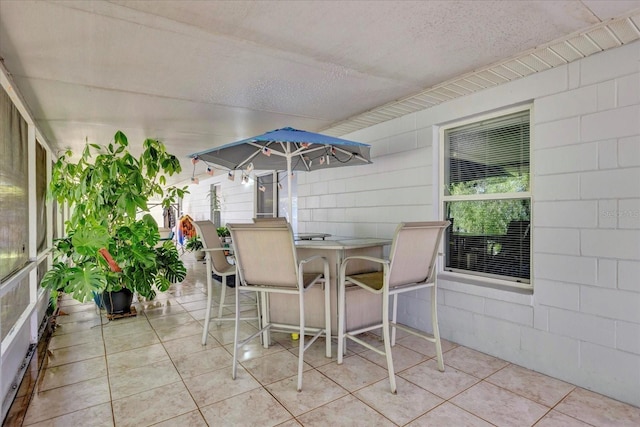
left=41, top=131, right=188, bottom=303
left=185, top=235, right=203, bottom=252
left=216, top=226, right=230, bottom=238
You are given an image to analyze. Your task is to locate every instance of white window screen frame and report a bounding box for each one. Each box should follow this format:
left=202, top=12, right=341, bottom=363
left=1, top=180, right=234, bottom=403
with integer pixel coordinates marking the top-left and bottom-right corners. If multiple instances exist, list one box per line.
left=254, top=171, right=278, bottom=218
left=439, top=105, right=533, bottom=290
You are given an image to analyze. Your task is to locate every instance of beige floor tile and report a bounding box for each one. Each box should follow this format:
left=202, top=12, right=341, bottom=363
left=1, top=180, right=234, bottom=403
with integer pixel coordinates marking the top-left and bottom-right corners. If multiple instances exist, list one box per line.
left=285, top=337, right=336, bottom=368
left=150, top=410, right=209, bottom=427
left=55, top=309, right=101, bottom=325
left=51, top=318, right=103, bottom=335
left=163, top=333, right=220, bottom=359
left=180, top=298, right=210, bottom=312
left=200, top=387, right=293, bottom=426
left=317, top=355, right=389, bottom=392
left=444, top=346, right=509, bottom=378
left=451, top=381, right=549, bottom=426
left=296, top=394, right=395, bottom=427
left=48, top=329, right=103, bottom=350
left=205, top=321, right=259, bottom=345
left=147, top=311, right=196, bottom=329
left=103, top=330, right=160, bottom=354
left=154, top=320, right=204, bottom=342
left=406, top=401, right=493, bottom=426
left=23, top=402, right=114, bottom=427
left=224, top=340, right=286, bottom=362
left=46, top=341, right=105, bottom=368
left=355, top=376, right=443, bottom=425
left=184, top=365, right=261, bottom=407
left=112, top=381, right=197, bottom=427
left=101, top=319, right=154, bottom=339
left=39, top=356, right=107, bottom=391
left=534, top=410, right=593, bottom=427
left=242, top=349, right=313, bottom=385
left=266, top=370, right=349, bottom=416
left=142, top=302, right=187, bottom=318
left=396, top=335, right=458, bottom=357
left=555, top=387, right=640, bottom=427
left=108, top=359, right=181, bottom=400
left=486, top=364, right=575, bottom=407
left=276, top=420, right=303, bottom=427
left=174, top=293, right=208, bottom=304
left=399, top=358, right=480, bottom=399
left=359, top=342, right=429, bottom=372
left=106, top=343, right=169, bottom=374
left=173, top=345, right=234, bottom=378
left=23, top=377, right=111, bottom=425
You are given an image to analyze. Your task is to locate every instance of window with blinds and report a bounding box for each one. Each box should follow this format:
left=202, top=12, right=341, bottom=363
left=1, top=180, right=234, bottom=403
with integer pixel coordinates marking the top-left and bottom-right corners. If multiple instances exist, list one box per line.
left=442, top=108, right=531, bottom=285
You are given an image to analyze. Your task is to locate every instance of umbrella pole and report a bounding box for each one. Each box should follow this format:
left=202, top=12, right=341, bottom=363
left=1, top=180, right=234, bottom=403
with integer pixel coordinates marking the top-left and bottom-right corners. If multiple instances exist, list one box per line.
left=287, top=146, right=293, bottom=225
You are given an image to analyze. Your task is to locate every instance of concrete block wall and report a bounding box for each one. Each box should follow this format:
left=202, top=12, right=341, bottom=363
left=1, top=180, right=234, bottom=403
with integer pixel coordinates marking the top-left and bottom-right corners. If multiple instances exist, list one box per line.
left=298, top=40, right=640, bottom=406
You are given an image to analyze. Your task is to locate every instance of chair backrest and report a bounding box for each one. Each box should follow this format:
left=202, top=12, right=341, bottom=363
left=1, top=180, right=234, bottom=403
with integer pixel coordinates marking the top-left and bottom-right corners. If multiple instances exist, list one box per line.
left=228, top=222, right=300, bottom=288
left=192, top=220, right=232, bottom=270
left=387, top=221, right=450, bottom=286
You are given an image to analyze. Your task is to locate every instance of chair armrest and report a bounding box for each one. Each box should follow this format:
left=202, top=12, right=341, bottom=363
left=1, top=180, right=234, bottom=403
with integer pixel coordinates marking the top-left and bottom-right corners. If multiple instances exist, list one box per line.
left=299, top=254, right=326, bottom=265
left=201, top=247, right=228, bottom=252
left=341, top=255, right=387, bottom=268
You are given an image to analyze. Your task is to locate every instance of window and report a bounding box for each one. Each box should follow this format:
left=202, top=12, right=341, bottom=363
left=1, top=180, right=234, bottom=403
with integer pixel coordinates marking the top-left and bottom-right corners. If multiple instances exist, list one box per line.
left=442, top=108, right=531, bottom=285
left=255, top=172, right=278, bottom=218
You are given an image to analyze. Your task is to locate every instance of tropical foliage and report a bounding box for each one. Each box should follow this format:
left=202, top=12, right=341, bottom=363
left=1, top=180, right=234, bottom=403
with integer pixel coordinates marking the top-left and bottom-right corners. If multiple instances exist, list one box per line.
left=41, top=131, right=188, bottom=302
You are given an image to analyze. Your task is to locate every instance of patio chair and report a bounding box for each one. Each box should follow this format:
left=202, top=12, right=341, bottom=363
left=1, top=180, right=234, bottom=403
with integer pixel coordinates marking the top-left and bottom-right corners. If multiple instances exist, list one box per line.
left=228, top=221, right=331, bottom=391
left=337, top=221, right=450, bottom=393
left=192, top=220, right=259, bottom=345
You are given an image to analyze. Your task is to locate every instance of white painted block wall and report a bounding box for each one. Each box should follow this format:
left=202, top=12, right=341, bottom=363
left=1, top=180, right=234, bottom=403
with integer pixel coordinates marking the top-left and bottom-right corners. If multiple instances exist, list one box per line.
left=297, top=40, right=640, bottom=406
left=182, top=41, right=640, bottom=406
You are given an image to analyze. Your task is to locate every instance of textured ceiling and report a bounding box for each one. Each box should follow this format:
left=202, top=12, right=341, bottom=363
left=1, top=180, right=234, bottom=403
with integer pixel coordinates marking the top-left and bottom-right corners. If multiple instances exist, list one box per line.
left=1, top=0, right=639, bottom=185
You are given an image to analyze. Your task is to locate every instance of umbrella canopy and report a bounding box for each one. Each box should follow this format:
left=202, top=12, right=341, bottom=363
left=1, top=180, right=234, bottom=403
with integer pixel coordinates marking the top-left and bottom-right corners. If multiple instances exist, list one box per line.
left=189, top=127, right=372, bottom=221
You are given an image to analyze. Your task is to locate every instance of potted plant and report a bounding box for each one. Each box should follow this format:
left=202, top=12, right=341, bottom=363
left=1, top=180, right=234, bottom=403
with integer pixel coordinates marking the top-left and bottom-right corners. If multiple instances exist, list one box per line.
left=185, top=235, right=205, bottom=261
left=216, top=226, right=231, bottom=255
left=41, top=131, right=188, bottom=315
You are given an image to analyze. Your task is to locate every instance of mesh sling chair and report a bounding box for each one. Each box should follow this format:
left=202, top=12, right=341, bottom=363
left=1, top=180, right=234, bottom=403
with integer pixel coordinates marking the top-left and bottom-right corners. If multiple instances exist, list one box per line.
left=228, top=222, right=331, bottom=391
left=192, top=220, right=259, bottom=345
left=337, top=221, right=450, bottom=393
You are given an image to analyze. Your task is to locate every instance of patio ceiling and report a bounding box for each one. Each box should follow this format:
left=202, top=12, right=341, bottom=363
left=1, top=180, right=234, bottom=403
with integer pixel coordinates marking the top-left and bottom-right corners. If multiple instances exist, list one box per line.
left=1, top=1, right=639, bottom=186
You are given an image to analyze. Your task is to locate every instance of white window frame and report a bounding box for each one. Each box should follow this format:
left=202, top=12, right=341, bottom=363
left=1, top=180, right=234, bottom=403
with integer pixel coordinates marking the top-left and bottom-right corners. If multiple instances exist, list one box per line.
left=439, top=105, right=533, bottom=290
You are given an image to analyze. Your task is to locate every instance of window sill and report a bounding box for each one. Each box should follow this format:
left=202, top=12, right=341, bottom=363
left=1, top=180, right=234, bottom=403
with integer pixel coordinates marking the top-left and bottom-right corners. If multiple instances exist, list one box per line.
left=437, top=271, right=533, bottom=304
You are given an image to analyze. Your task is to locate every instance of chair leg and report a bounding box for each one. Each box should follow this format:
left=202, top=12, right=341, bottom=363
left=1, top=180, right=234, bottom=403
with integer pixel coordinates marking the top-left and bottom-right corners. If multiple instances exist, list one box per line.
left=202, top=257, right=214, bottom=345
left=431, top=285, right=444, bottom=372
left=297, top=290, right=305, bottom=392
left=217, top=275, right=227, bottom=324
left=337, top=277, right=346, bottom=364
left=391, top=293, right=398, bottom=346
left=382, top=287, right=397, bottom=394
left=232, top=282, right=241, bottom=380
left=261, top=292, right=270, bottom=348
left=324, top=277, right=331, bottom=358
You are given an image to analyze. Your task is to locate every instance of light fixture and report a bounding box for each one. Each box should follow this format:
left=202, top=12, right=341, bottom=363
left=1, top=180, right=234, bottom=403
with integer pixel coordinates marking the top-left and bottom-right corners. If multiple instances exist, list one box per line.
left=246, top=162, right=254, bottom=172
left=207, top=167, right=214, bottom=176
left=228, top=170, right=235, bottom=181
left=258, top=185, right=266, bottom=192
left=191, top=176, right=199, bottom=184
left=262, top=147, right=271, bottom=156
left=191, top=156, right=199, bottom=165
left=241, top=173, right=249, bottom=184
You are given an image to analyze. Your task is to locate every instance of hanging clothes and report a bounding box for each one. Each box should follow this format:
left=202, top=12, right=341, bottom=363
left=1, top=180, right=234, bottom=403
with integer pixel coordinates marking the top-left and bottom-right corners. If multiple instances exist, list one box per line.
left=177, top=214, right=196, bottom=245
left=163, top=206, right=176, bottom=229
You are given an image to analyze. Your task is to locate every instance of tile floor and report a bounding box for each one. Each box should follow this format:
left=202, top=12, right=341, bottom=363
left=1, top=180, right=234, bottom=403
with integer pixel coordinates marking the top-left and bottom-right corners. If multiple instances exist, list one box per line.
left=14, top=255, right=640, bottom=426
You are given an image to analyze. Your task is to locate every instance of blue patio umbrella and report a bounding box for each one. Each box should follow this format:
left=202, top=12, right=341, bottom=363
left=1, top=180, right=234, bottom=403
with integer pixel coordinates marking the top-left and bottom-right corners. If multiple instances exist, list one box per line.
left=189, top=127, right=372, bottom=221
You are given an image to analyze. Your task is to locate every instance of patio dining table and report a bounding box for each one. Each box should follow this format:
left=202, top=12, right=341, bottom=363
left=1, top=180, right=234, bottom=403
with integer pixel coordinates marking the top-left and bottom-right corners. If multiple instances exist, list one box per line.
left=267, top=237, right=392, bottom=336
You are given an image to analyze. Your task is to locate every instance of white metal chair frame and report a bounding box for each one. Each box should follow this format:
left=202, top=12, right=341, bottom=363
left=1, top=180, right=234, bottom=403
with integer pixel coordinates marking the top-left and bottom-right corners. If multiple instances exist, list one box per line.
left=337, top=221, right=450, bottom=393
left=192, top=220, right=259, bottom=346
left=228, top=222, right=331, bottom=391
